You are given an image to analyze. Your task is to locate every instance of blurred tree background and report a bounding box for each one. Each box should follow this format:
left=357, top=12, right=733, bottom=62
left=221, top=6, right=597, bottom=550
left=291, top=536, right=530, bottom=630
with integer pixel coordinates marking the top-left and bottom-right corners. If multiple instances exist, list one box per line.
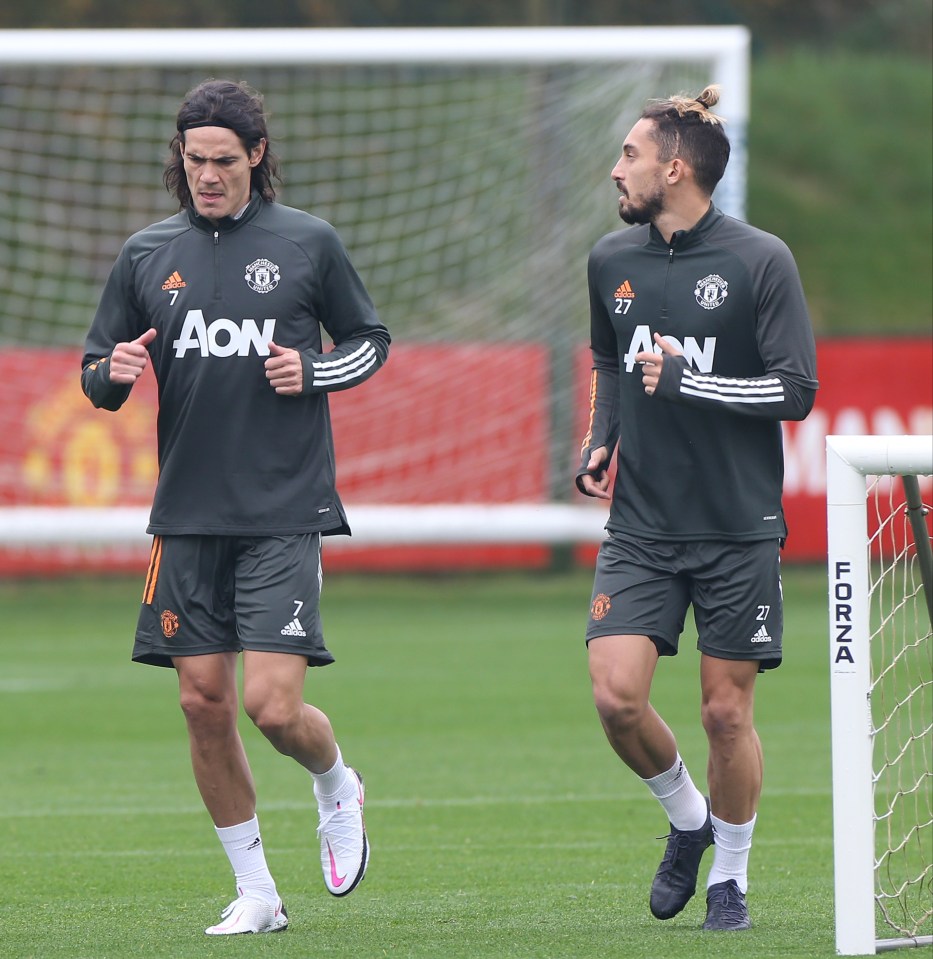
left=0, top=0, right=930, bottom=333
left=0, top=0, right=933, bottom=57
left=0, top=0, right=929, bottom=55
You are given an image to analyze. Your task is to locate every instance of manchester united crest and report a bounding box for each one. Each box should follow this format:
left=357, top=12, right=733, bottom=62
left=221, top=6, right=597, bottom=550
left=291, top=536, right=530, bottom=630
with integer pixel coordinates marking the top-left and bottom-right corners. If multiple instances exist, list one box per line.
left=161, top=610, right=180, bottom=638
left=694, top=273, right=729, bottom=310
left=244, top=257, right=281, bottom=293
left=590, top=593, right=612, bottom=621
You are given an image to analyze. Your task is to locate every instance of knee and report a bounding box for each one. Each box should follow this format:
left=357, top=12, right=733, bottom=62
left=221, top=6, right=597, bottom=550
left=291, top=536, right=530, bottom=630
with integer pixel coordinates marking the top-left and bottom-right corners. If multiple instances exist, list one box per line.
left=243, top=693, right=295, bottom=745
left=178, top=681, right=237, bottom=733
left=591, top=677, right=647, bottom=733
left=701, top=696, right=750, bottom=744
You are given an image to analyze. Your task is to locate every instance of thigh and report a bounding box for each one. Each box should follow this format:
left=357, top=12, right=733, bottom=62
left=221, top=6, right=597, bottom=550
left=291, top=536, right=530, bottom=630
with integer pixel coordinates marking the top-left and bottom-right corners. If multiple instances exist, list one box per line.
left=234, top=533, right=335, bottom=667
left=585, top=535, right=691, bottom=656
left=134, top=535, right=238, bottom=668
left=588, top=632, right=661, bottom=706
left=242, top=649, right=310, bottom=712
left=700, top=653, right=761, bottom=708
left=689, top=539, right=784, bottom=670
left=175, top=650, right=240, bottom=709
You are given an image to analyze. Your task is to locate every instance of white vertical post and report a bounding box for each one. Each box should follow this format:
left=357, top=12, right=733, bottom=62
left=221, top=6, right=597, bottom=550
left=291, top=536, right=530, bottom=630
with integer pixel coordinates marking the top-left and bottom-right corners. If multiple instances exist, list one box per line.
left=710, top=28, right=750, bottom=221
left=826, top=436, right=877, bottom=956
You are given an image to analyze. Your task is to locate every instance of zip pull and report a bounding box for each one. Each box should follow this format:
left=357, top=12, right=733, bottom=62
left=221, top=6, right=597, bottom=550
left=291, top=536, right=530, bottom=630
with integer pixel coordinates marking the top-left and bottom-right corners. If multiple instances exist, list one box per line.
left=213, top=231, right=219, bottom=245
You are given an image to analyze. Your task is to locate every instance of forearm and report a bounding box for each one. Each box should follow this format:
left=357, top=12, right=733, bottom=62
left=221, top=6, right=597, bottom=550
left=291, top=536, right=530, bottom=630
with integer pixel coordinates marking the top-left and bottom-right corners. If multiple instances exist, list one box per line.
left=576, top=357, right=620, bottom=493
left=80, top=355, right=133, bottom=411
left=655, top=355, right=817, bottom=421
left=299, top=326, right=390, bottom=395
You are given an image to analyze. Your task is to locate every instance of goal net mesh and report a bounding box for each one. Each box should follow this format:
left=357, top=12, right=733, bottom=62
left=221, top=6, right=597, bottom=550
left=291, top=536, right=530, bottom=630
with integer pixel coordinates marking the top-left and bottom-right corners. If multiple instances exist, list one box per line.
left=0, top=36, right=742, bottom=570
left=0, top=58, right=719, bottom=350
left=867, top=473, right=933, bottom=946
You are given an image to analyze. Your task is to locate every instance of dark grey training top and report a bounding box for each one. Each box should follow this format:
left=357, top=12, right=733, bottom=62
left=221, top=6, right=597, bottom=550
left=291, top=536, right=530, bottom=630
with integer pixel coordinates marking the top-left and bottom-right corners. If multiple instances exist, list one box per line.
left=578, top=204, right=818, bottom=543
left=82, top=193, right=390, bottom=537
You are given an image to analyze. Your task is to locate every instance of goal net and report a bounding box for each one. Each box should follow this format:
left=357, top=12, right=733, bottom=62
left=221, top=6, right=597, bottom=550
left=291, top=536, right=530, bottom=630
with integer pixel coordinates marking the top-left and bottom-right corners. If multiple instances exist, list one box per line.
left=826, top=434, right=933, bottom=956
left=0, top=26, right=749, bottom=571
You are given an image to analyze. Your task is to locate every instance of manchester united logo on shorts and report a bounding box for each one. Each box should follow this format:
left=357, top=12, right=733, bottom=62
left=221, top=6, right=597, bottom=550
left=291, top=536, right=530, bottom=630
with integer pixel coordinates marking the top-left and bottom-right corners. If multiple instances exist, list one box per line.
left=591, top=593, right=612, bottom=621
left=161, top=610, right=180, bottom=638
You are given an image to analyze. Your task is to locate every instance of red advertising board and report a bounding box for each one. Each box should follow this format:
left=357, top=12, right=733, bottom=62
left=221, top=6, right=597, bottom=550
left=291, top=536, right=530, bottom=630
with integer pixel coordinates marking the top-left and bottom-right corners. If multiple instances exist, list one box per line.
left=781, top=337, right=932, bottom=559
left=571, top=337, right=932, bottom=561
left=0, top=338, right=929, bottom=573
left=0, top=343, right=552, bottom=574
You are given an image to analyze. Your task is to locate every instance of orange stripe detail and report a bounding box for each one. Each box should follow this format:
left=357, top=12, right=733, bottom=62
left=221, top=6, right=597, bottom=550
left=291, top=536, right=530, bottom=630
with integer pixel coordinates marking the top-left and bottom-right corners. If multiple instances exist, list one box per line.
left=580, top=369, right=598, bottom=453
left=143, top=536, right=162, bottom=604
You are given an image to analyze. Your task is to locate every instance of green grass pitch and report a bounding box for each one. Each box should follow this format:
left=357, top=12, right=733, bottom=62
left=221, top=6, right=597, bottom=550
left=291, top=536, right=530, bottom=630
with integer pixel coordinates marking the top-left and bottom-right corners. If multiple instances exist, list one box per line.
left=0, top=566, right=841, bottom=958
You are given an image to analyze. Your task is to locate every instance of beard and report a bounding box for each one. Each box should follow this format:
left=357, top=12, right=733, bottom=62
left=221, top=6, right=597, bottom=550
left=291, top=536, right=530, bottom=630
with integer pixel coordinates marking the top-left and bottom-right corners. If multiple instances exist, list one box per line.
left=618, top=184, right=665, bottom=225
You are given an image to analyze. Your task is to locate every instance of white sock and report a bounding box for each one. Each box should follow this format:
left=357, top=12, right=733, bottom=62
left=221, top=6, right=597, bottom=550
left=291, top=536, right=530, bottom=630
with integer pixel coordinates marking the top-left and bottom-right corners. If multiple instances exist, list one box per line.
left=707, top=813, right=756, bottom=894
left=215, top=815, right=278, bottom=904
left=312, top=747, right=354, bottom=807
left=642, top=754, right=708, bottom=831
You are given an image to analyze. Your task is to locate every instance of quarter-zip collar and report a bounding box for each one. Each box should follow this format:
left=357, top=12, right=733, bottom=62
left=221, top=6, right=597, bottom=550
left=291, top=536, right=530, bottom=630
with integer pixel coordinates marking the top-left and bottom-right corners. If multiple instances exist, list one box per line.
left=186, top=190, right=265, bottom=234
left=646, top=203, right=723, bottom=253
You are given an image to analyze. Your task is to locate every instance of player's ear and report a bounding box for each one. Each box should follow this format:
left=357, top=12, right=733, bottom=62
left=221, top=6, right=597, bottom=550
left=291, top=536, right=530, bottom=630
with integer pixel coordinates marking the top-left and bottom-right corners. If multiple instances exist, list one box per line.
left=667, top=157, right=687, bottom=185
left=249, top=138, right=266, bottom=168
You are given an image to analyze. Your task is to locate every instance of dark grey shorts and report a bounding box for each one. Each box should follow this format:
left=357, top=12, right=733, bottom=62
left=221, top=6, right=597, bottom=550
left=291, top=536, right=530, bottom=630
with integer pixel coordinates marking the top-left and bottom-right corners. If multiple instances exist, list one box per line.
left=133, top=533, right=334, bottom=669
left=585, top=534, right=783, bottom=670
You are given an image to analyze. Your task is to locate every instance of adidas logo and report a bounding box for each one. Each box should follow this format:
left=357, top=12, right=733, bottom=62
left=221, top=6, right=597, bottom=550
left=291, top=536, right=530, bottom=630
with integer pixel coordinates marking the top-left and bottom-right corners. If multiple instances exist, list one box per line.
left=161, top=270, right=187, bottom=290
left=614, top=280, right=635, bottom=299
left=750, top=625, right=772, bottom=643
left=281, top=617, right=307, bottom=637
left=246, top=837, right=262, bottom=850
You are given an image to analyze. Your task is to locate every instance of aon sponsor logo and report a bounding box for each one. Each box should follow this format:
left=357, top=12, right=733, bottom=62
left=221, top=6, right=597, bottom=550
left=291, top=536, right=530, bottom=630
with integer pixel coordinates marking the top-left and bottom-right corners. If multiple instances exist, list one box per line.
left=622, top=324, right=716, bottom=373
left=173, top=310, right=276, bottom=357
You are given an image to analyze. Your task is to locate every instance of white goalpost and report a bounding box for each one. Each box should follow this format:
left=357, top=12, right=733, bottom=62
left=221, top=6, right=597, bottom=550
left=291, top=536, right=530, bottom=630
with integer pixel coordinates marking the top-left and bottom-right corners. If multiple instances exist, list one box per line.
left=826, top=434, right=933, bottom=956
left=0, top=26, right=749, bottom=559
